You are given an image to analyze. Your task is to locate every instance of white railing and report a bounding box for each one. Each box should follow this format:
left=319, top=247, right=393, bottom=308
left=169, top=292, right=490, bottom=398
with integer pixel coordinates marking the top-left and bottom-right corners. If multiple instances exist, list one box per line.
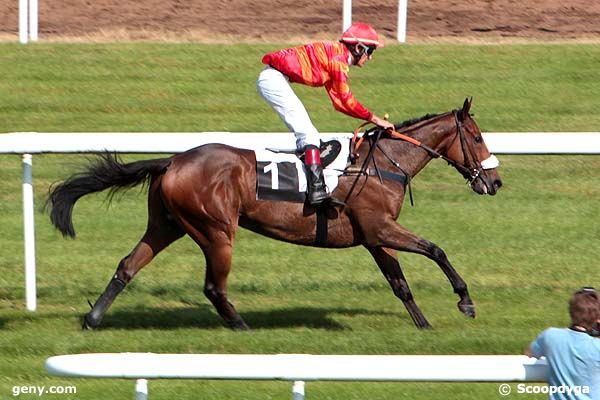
left=3, top=131, right=600, bottom=154
left=2, top=131, right=600, bottom=311
left=343, top=0, right=409, bottom=42
left=45, top=353, right=548, bottom=400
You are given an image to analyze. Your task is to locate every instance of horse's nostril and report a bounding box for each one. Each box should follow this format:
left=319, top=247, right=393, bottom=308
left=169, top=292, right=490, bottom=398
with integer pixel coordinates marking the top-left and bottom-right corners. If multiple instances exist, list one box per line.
left=494, top=180, right=503, bottom=190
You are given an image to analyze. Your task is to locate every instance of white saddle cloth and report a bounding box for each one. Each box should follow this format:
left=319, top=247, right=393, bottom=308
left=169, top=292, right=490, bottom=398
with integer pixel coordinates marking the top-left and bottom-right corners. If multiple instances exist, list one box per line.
left=254, top=136, right=351, bottom=194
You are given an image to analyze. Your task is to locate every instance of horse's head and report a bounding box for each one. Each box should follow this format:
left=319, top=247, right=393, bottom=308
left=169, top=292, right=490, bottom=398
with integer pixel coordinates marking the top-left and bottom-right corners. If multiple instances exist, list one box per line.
left=445, top=98, right=503, bottom=195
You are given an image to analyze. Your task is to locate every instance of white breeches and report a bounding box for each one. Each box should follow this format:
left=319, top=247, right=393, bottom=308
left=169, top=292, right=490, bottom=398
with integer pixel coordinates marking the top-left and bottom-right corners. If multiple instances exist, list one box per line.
left=256, top=66, right=320, bottom=150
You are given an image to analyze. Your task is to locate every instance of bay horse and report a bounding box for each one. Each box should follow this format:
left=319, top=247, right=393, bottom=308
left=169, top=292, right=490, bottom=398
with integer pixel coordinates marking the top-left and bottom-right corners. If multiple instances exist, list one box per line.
left=47, top=98, right=502, bottom=330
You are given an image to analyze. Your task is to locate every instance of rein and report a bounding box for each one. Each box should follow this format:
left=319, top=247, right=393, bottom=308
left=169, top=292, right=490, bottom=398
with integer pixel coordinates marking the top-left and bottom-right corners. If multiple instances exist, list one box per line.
left=344, top=129, right=385, bottom=204
left=345, top=110, right=498, bottom=206
left=346, top=127, right=416, bottom=205
left=387, top=112, right=478, bottom=182
left=350, top=111, right=485, bottom=188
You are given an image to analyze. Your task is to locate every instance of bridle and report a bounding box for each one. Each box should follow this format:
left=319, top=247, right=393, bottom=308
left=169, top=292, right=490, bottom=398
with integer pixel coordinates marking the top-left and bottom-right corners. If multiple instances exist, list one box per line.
left=450, top=111, right=499, bottom=186
left=352, top=111, right=499, bottom=188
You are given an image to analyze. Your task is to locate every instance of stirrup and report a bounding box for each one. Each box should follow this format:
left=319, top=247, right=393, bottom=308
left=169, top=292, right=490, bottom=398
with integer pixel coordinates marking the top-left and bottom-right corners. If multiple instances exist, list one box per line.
left=323, top=197, right=346, bottom=207
left=308, top=189, right=329, bottom=206
left=309, top=194, right=346, bottom=208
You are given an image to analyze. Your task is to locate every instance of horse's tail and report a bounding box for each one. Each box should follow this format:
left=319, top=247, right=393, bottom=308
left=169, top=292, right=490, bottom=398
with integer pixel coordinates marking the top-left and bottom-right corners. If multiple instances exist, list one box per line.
left=46, top=152, right=171, bottom=238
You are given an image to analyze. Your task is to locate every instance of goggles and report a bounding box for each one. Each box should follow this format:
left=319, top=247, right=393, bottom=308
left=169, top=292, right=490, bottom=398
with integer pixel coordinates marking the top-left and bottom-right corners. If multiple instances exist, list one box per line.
left=357, top=43, right=376, bottom=56
left=577, top=287, right=598, bottom=295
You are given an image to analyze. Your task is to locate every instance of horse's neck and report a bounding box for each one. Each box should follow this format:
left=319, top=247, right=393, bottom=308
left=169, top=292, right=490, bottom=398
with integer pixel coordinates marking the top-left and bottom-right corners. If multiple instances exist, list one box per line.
left=378, top=117, right=454, bottom=177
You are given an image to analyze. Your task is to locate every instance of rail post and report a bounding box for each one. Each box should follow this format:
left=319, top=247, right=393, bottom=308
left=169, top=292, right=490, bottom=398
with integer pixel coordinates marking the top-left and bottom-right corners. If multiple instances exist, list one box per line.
left=22, top=154, right=36, bottom=311
left=135, top=379, right=148, bottom=400
left=292, top=380, right=305, bottom=400
left=397, top=0, right=408, bottom=42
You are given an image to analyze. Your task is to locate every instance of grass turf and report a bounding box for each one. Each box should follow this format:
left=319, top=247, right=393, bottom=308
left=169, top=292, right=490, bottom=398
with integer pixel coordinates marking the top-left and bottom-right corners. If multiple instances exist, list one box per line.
left=1, top=42, right=599, bottom=399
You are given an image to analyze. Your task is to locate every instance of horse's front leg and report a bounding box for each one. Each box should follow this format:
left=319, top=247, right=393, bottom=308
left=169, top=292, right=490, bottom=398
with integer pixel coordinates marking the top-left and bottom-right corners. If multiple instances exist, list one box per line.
left=366, top=220, right=475, bottom=319
left=366, top=246, right=431, bottom=329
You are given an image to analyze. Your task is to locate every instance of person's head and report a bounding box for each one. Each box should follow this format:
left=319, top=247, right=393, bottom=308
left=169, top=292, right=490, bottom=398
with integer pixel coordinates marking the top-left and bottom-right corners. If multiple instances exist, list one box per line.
left=340, top=22, right=383, bottom=68
left=569, top=287, right=600, bottom=332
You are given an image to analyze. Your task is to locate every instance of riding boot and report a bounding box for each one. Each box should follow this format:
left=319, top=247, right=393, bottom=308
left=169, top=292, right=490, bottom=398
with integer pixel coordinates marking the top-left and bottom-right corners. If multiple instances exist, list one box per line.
left=303, top=145, right=329, bottom=206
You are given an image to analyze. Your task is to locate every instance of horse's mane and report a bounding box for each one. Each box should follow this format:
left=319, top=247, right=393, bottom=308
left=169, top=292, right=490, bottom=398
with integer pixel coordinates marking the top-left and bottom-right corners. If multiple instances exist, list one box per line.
left=393, top=112, right=445, bottom=130
left=365, top=109, right=455, bottom=137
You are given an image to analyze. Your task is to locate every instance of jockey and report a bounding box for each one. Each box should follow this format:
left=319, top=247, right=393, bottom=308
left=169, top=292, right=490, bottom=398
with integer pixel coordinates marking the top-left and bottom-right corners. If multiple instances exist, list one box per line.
left=257, top=22, right=394, bottom=206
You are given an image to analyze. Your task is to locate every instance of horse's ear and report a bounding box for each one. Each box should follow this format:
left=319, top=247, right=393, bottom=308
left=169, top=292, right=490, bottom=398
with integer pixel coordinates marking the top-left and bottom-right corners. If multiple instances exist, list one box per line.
left=460, top=97, right=472, bottom=120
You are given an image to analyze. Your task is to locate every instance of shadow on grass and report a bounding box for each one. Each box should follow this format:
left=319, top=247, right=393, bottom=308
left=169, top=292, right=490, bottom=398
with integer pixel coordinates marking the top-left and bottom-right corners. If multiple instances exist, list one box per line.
left=98, top=305, right=399, bottom=331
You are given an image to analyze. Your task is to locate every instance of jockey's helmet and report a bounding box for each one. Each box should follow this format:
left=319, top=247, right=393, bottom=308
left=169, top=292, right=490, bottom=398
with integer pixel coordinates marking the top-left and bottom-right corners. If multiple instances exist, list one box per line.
left=340, top=22, right=384, bottom=49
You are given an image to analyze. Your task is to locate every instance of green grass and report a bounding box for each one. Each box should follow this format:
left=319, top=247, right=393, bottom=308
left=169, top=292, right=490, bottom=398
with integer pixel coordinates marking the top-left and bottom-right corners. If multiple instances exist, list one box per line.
left=1, top=43, right=600, bottom=132
left=1, top=43, right=600, bottom=399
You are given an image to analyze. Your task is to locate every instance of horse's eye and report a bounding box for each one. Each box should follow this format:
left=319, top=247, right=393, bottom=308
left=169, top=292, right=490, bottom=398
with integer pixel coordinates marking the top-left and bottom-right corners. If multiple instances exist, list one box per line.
left=474, top=136, right=482, bottom=144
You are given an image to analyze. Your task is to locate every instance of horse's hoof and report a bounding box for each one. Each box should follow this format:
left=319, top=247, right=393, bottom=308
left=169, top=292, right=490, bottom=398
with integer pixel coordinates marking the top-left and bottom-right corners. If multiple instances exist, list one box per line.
left=227, top=316, right=250, bottom=331
left=457, top=301, right=476, bottom=318
left=232, top=322, right=250, bottom=331
left=229, top=324, right=250, bottom=331
left=81, top=314, right=99, bottom=330
left=412, top=315, right=433, bottom=329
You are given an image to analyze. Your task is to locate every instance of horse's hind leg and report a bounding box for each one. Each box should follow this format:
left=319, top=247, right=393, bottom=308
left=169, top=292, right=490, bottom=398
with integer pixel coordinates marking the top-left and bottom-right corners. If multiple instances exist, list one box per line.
left=83, top=178, right=184, bottom=329
left=164, top=200, right=247, bottom=331
left=202, top=243, right=249, bottom=330
left=367, top=246, right=431, bottom=329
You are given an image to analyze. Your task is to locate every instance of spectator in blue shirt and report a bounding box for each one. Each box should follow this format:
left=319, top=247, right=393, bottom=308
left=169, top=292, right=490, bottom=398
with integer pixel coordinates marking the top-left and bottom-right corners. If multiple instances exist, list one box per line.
left=527, top=288, right=600, bottom=400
